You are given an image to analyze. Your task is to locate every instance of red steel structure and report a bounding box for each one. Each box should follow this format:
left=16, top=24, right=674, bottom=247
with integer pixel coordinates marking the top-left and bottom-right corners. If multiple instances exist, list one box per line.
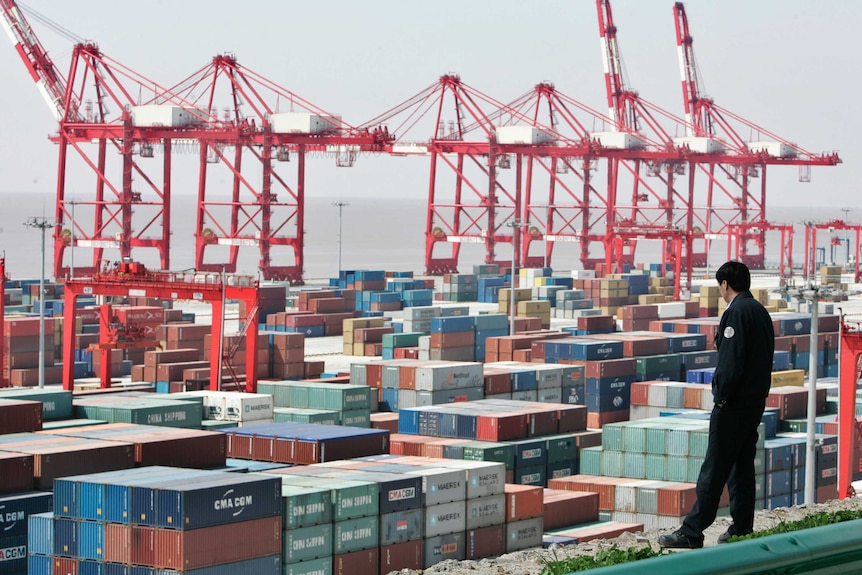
left=165, top=55, right=391, bottom=283
left=1, top=1, right=391, bottom=284
left=802, top=220, right=862, bottom=283
left=838, top=317, right=862, bottom=499
left=361, top=74, right=528, bottom=274
left=61, top=261, right=262, bottom=392
left=727, top=221, right=794, bottom=282
left=673, top=2, right=841, bottom=269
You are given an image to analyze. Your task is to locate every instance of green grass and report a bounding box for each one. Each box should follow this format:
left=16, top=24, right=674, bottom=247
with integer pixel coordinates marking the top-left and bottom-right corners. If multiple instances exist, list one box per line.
left=540, top=508, right=862, bottom=574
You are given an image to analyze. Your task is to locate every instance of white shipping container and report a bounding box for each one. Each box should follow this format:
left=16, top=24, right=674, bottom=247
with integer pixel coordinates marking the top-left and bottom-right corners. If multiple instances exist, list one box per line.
left=511, top=390, right=538, bottom=402
left=656, top=302, right=687, bottom=319
left=505, top=517, right=544, bottom=552
left=415, top=362, right=484, bottom=391
left=220, top=391, right=274, bottom=422
left=405, top=306, right=443, bottom=321
left=402, top=467, right=466, bottom=505
left=534, top=365, right=563, bottom=389
left=495, top=125, right=555, bottom=145
left=270, top=112, right=341, bottom=134
left=673, top=136, right=726, bottom=154
left=425, top=500, right=467, bottom=538
left=537, top=387, right=563, bottom=403
left=465, top=494, right=506, bottom=530
left=430, top=460, right=505, bottom=499
left=747, top=141, right=796, bottom=158
left=590, top=131, right=647, bottom=150
left=131, top=105, right=204, bottom=127
left=572, top=270, right=597, bottom=279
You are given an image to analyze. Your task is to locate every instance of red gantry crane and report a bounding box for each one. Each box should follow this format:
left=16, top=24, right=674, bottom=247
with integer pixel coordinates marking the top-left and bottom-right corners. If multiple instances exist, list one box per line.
left=672, top=2, right=841, bottom=269
left=361, top=74, right=526, bottom=274
left=62, top=260, right=262, bottom=392
left=165, top=55, right=391, bottom=284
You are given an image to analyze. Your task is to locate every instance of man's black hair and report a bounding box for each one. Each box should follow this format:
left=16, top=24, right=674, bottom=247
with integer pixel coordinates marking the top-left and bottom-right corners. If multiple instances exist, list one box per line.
left=715, top=260, right=751, bottom=293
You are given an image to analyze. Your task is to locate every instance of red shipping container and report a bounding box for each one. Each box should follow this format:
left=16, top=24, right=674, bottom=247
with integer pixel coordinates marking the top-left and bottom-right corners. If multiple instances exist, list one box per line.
left=150, top=516, right=282, bottom=570
left=556, top=405, right=588, bottom=433
left=370, top=413, right=399, bottom=434
left=580, top=358, right=637, bottom=379
left=0, top=399, right=43, bottom=433
left=271, top=332, right=305, bottom=350
left=513, top=349, right=531, bottom=363
left=657, top=483, right=698, bottom=516
left=542, top=489, right=599, bottom=530
left=526, top=408, right=558, bottom=437
left=52, top=557, right=78, bottom=575
left=309, top=297, right=349, bottom=314
left=114, top=306, right=165, bottom=324
left=380, top=540, right=422, bottom=572
left=0, top=452, right=34, bottom=493
left=476, top=412, right=528, bottom=441
left=620, top=305, right=658, bottom=320
left=156, top=361, right=210, bottom=382
left=144, top=349, right=201, bottom=368
left=483, top=369, right=512, bottom=395
left=354, top=327, right=394, bottom=344
left=504, top=484, right=544, bottom=521
left=335, top=547, right=379, bottom=575
left=558, top=521, right=643, bottom=543
left=430, top=331, right=475, bottom=348
left=586, top=409, right=629, bottom=429
left=164, top=324, right=211, bottom=341
left=466, top=525, right=505, bottom=560
left=5, top=318, right=52, bottom=337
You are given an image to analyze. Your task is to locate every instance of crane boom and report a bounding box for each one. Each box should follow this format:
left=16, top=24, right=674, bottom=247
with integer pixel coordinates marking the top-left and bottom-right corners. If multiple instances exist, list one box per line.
left=0, top=0, right=71, bottom=121
left=674, top=2, right=708, bottom=137
left=596, top=0, right=634, bottom=131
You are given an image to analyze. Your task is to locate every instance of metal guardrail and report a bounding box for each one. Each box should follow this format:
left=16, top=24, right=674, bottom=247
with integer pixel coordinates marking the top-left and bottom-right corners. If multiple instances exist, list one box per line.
left=572, top=519, right=862, bottom=575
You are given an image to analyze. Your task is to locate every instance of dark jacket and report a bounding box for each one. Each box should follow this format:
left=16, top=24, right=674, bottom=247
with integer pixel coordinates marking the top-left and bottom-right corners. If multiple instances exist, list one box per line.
left=712, top=291, right=775, bottom=405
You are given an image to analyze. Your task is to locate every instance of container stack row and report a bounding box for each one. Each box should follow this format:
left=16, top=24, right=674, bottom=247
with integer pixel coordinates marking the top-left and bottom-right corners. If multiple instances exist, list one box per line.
left=28, top=467, right=283, bottom=574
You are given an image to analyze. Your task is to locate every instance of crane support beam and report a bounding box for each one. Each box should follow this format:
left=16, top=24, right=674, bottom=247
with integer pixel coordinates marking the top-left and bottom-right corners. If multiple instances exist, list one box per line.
left=61, top=266, right=261, bottom=392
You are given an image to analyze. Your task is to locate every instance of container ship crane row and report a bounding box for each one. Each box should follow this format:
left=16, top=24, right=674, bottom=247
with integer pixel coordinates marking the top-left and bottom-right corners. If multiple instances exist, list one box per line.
left=361, top=74, right=531, bottom=275
left=672, top=2, right=841, bottom=269
left=592, top=0, right=707, bottom=272
left=61, top=261, right=263, bottom=392
left=1, top=0, right=200, bottom=278
left=1, top=1, right=392, bottom=284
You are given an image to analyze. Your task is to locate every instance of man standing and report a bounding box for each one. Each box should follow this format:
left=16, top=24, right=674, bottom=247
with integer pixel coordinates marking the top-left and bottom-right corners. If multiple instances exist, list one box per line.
left=659, top=261, right=775, bottom=548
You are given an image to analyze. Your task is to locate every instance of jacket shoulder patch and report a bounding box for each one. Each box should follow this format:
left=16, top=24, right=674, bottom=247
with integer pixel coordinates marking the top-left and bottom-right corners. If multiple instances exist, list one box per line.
left=723, top=326, right=735, bottom=338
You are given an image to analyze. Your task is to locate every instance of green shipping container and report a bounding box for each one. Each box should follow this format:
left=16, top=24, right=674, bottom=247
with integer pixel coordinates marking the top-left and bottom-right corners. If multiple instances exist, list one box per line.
left=635, top=354, right=682, bottom=374
left=0, top=388, right=73, bottom=420
left=283, top=556, right=333, bottom=575
left=382, top=332, right=424, bottom=348
left=645, top=453, right=667, bottom=481
left=200, top=419, right=237, bottom=430
left=462, top=441, right=515, bottom=471
left=274, top=476, right=378, bottom=521
left=580, top=446, right=602, bottom=475
left=621, top=424, right=646, bottom=453
left=282, top=523, right=333, bottom=563
left=274, top=407, right=339, bottom=426
left=282, top=485, right=333, bottom=529
left=340, top=409, right=371, bottom=428
left=543, top=434, right=580, bottom=464
left=601, top=424, right=623, bottom=451
left=334, top=515, right=379, bottom=554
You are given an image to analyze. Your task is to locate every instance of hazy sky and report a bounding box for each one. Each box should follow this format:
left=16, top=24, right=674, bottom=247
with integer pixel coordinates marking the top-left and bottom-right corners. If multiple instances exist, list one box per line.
left=0, top=0, right=857, bottom=208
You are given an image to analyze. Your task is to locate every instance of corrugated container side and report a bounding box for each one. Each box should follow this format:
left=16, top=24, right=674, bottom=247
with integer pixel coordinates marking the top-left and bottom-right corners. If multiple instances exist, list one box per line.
left=151, top=515, right=282, bottom=570
left=380, top=507, right=424, bottom=546
left=425, top=500, right=467, bottom=538
left=466, top=524, right=505, bottom=559
left=0, top=452, right=34, bottom=494
left=26, top=511, right=54, bottom=556
left=334, top=547, right=378, bottom=575
left=380, top=539, right=422, bottom=572
left=282, top=523, right=333, bottom=563
left=506, top=516, right=543, bottom=552
left=423, top=531, right=465, bottom=568
left=465, top=494, right=506, bottom=530
left=283, top=555, right=333, bottom=575
left=333, top=515, right=378, bottom=554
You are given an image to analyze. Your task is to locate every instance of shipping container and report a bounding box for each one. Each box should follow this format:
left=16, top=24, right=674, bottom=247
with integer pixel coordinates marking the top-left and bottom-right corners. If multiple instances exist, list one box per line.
left=423, top=531, right=465, bottom=568
left=282, top=522, right=333, bottom=563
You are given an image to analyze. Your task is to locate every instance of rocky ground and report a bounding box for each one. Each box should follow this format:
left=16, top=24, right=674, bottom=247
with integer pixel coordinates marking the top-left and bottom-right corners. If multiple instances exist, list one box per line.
left=392, top=496, right=862, bottom=575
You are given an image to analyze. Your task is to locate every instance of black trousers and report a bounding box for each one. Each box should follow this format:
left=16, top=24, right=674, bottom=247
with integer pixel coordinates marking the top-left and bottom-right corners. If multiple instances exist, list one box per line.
left=681, top=397, right=765, bottom=539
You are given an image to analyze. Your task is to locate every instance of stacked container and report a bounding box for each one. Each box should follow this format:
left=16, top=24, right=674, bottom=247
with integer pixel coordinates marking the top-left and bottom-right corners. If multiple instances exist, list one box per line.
left=258, top=381, right=372, bottom=427
left=29, top=467, right=282, bottom=573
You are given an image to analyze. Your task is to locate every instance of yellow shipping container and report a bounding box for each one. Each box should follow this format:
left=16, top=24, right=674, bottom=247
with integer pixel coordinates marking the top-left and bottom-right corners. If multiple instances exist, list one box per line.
left=638, top=294, right=667, bottom=304
left=771, top=369, right=806, bottom=387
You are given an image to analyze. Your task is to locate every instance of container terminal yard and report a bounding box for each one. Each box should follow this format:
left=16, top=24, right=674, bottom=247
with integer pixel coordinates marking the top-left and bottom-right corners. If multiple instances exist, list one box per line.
left=2, top=1, right=862, bottom=574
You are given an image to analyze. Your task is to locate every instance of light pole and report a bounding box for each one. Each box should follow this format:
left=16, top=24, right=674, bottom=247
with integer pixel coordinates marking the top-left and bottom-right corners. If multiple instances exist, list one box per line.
left=332, top=201, right=350, bottom=276
left=507, top=219, right=523, bottom=336
left=23, top=216, right=54, bottom=389
left=841, top=208, right=851, bottom=266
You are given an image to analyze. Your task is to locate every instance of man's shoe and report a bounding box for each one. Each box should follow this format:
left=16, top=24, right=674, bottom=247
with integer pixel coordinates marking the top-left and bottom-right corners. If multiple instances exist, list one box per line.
left=658, top=529, right=704, bottom=549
